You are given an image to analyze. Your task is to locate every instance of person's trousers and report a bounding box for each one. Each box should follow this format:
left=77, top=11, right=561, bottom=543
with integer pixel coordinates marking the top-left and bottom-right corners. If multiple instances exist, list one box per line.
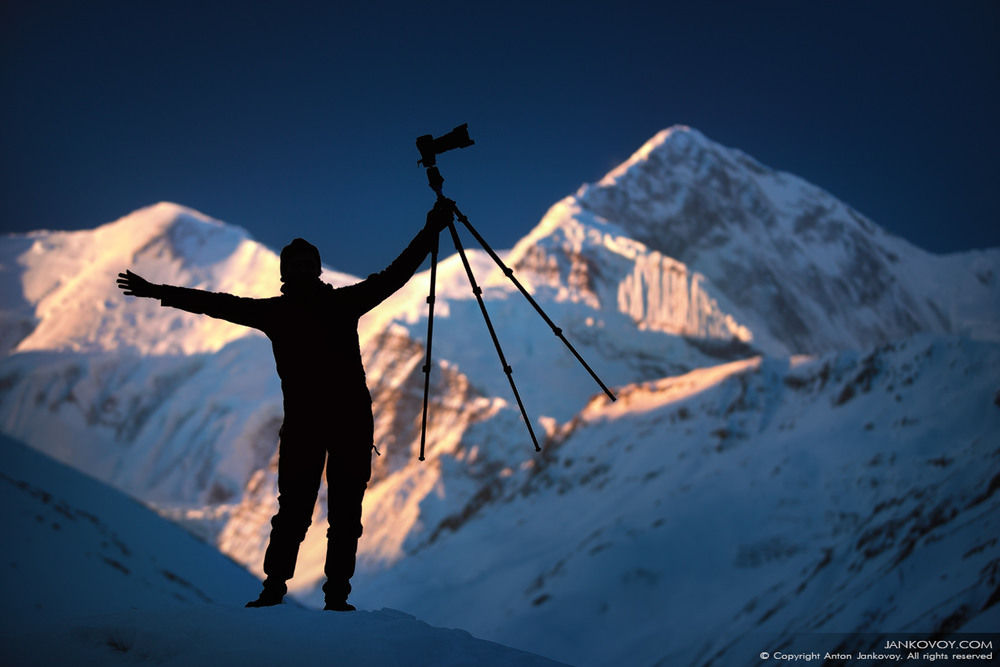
left=261, top=405, right=374, bottom=603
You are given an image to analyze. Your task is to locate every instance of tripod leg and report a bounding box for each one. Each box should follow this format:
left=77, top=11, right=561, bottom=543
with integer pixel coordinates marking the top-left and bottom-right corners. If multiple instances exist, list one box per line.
left=450, top=203, right=617, bottom=403
left=447, top=221, right=541, bottom=452
left=418, top=229, right=441, bottom=461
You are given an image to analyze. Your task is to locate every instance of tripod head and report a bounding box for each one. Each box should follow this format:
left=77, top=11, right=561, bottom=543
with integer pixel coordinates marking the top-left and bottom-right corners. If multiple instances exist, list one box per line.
left=416, top=123, right=475, bottom=196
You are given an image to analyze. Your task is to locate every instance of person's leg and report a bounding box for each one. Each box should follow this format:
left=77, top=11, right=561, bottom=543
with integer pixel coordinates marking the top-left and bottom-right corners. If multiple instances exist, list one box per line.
left=247, top=423, right=326, bottom=607
left=322, top=407, right=374, bottom=610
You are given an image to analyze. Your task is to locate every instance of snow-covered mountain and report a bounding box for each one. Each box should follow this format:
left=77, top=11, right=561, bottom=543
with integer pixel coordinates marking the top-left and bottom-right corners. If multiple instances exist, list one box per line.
left=1, top=126, right=998, bottom=665
left=511, top=127, right=998, bottom=357
left=0, top=432, right=566, bottom=666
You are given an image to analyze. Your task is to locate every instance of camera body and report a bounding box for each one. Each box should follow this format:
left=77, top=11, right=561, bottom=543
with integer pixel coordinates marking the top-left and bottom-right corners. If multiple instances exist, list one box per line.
left=416, top=123, right=475, bottom=168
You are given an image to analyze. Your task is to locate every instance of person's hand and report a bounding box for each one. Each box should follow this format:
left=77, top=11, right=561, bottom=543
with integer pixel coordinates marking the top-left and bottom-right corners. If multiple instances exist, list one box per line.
left=425, top=198, right=455, bottom=233
left=116, top=270, right=161, bottom=298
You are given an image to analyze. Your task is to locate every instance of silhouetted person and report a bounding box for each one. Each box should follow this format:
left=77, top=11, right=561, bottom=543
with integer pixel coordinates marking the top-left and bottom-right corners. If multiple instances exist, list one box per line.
left=117, top=200, right=454, bottom=611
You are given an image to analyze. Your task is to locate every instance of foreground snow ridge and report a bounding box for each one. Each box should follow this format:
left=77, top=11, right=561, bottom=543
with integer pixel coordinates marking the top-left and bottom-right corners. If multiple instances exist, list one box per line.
left=0, top=434, right=567, bottom=667
left=6, top=605, right=567, bottom=667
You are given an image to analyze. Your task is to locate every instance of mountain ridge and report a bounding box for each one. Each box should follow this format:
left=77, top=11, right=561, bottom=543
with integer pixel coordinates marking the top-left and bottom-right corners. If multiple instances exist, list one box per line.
left=539, top=125, right=998, bottom=356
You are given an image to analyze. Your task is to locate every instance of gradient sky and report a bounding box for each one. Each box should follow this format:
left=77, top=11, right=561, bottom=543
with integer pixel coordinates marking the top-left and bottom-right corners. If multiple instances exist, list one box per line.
left=2, top=0, right=998, bottom=278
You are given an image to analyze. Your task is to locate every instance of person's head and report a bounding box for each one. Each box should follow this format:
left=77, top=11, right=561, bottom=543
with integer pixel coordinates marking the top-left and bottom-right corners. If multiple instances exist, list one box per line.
left=280, top=238, right=321, bottom=283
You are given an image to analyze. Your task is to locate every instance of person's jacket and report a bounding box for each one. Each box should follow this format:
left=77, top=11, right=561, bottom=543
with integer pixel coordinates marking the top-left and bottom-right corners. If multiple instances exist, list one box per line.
left=157, top=227, right=435, bottom=418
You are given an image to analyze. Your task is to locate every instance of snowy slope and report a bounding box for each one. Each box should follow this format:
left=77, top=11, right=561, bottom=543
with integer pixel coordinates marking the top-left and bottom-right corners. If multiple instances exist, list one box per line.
left=4, top=605, right=569, bottom=667
left=0, top=432, right=567, bottom=666
left=348, top=334, right=1000, bottom=666
left=0, top=431, right=259, bottom=630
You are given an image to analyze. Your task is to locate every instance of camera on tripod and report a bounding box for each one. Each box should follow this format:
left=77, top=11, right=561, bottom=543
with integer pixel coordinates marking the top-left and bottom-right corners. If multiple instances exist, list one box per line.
left=416, top=123, right=475, bottom=168
left=412, top=123, right=616, bottom=460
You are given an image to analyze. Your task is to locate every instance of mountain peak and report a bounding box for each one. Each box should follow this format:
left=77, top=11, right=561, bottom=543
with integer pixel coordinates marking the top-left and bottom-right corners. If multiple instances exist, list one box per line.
left=528, top=127, right=1000, bottom=355
left=5, top=203, right=280, bottom=355
left=138, top=200, right=222, bottom=223
left=104, top=202, right=250, bottom=262
left=595, top=125, right=705, bottom=188
left=99, top=201, right=230, bottom=241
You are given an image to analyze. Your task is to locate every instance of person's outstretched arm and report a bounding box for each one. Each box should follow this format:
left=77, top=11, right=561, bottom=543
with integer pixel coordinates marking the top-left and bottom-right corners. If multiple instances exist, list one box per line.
left=348, top=199, right=455, bottom=313
left=116, top=270, right=270, bottom=331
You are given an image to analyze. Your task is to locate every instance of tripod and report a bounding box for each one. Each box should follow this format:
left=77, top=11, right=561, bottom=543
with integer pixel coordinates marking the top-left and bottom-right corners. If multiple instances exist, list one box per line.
left=416, top=127, right=616, bottom=461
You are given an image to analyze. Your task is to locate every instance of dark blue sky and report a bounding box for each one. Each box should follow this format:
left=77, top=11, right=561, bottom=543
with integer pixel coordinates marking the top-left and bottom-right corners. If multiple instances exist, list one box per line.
left=2, top=0, right=998, bottom=277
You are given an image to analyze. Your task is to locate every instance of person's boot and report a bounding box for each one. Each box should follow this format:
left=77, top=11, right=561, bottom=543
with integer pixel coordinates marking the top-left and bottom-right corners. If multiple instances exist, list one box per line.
left=245, top=579, right=287, bottom=608
left=322, top=535, right=359, bottom=612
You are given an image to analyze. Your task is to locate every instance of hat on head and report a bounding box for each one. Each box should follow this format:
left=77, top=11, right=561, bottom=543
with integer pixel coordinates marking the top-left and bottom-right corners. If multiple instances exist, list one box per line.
left=279, top=238, right=321, bottom=280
